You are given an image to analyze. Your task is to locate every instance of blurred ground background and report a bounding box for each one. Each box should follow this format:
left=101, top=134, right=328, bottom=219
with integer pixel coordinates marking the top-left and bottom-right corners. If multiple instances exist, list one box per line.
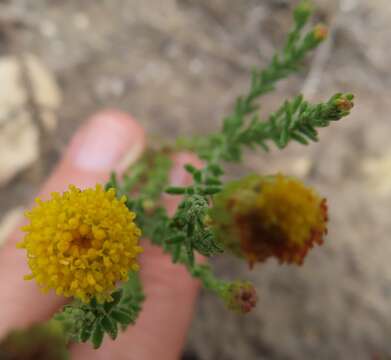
left=0, top=0, right=390, bottom=359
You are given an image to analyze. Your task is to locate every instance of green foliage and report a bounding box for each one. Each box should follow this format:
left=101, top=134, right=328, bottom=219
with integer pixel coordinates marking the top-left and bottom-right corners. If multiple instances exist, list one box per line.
left=221, top=3, right=324, bottom=136
left=225, top=92, right=354, bottom=157
left=52, top=0, right=355, bottom=349
left=54, top=273, right=144, bottom=349
left=165, top=4, right=353, bottom=269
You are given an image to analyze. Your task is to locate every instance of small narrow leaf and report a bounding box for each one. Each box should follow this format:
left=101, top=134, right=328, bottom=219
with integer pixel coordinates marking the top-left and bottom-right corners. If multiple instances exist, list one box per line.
left=172, top=244, right=182, bottom=263
left=291, top=94, right=303, bottom=112
left=184, top=164, right=197, bottom=174
left=299, top=124, right=318, bottom=141
left=80, top=324, right=93, bottom=343
left=185, top=187, right=195, bottom=195
left=205, top=177, right=222, bottom=186
left=291, top=132, right=309, bottom=145
left=101, top=316, right=118, bottom=340
left=166, top=235, right=185, bottom=245
left=111, top=310, right=133, bottom=325
left=92, top=323, right=105, bottom=349
left=279, top=127, right=289, bottom=148
left=207, top=164, right=224, bottom=176
left=202, top=187, right=222, bottom=195
left=166, top=187, right=186, bottom=195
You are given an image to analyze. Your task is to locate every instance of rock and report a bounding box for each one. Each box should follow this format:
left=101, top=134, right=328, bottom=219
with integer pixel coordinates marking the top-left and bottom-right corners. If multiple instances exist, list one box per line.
left=0, top=54, right=61, bottom=186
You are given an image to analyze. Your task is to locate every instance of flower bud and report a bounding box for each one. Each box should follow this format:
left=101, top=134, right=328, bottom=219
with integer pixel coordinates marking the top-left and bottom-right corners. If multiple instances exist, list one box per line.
left=209, top=174, right=328, bottom=267
left=223, top=281, right=257, bottom=314
left=313, top=24, right=328, bottom=41
left=335, top=94, right=354, bottom=112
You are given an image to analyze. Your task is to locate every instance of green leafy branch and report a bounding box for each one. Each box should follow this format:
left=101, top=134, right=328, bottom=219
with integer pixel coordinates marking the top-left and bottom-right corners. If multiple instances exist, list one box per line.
left=167, top=1, right=353, bottom=269
left=226, top=92, right=354, bottom=157
left=221, top=1, right=324, bottom=136
left=178, top=1, right=331, bottom=162
left=117, top=155, right=231, bottom=311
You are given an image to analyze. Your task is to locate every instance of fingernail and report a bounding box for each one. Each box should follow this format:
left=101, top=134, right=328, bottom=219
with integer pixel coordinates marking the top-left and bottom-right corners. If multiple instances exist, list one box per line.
left=68, top=111, right=143, bottom=172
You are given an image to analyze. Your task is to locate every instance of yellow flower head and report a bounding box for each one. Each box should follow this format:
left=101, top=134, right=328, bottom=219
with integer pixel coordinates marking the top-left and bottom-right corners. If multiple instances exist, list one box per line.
left=209, top=174, right=328, bottom=267
left=18, top=185, right=142, bottom=303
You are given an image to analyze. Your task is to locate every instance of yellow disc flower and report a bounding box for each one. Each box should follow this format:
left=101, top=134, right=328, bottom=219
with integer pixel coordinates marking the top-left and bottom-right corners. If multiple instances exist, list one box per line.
left=209, top=174, right=328, bottom=267
left=18, top=185, right=142, bottom=304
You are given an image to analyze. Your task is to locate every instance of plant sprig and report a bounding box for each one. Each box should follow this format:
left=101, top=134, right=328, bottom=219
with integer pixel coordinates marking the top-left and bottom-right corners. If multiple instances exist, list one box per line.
left=166, top=2, right=353, bottom=268
left=53, top=0, right=354, bottom=349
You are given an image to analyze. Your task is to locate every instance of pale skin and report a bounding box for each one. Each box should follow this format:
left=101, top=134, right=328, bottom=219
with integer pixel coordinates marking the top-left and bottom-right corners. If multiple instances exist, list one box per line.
left=0, top=111, right=203, bottom=359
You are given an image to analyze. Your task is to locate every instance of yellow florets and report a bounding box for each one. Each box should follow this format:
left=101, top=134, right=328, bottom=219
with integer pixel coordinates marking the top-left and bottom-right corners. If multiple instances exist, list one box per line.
left=18, top=185, right=142, bottom=303
left=210, top=174, right=328, bottom=267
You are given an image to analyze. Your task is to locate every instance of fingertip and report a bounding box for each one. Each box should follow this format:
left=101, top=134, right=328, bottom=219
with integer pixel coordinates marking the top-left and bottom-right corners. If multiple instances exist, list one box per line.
left=41, top=109, right=146, bottom=195
left=65, top=109, right=146, bottom=172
